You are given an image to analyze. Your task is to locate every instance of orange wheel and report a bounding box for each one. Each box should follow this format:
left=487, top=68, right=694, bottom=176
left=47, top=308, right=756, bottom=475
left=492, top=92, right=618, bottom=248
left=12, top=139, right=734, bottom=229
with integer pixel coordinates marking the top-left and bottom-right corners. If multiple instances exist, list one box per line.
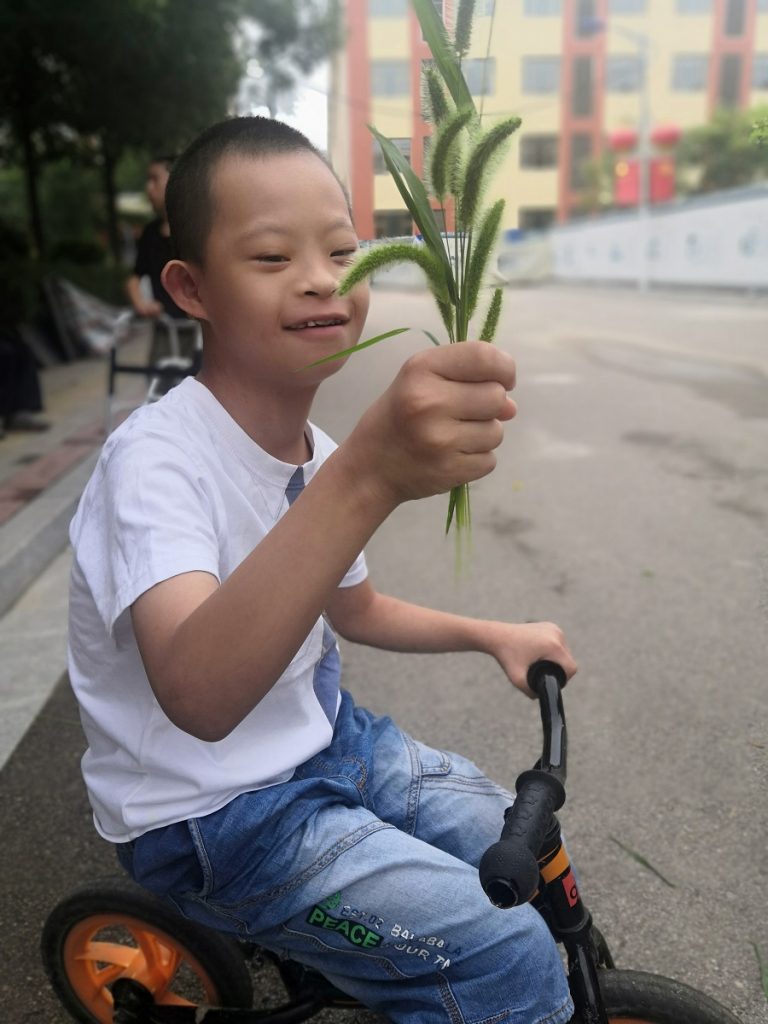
left=41, top=877, right=252, bottom=1024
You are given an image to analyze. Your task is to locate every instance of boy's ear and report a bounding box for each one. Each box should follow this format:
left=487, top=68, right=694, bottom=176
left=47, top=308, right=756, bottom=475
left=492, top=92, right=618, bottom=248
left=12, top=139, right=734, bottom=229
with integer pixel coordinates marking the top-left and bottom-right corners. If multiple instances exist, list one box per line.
left=161, top=260, right=208, bottom=321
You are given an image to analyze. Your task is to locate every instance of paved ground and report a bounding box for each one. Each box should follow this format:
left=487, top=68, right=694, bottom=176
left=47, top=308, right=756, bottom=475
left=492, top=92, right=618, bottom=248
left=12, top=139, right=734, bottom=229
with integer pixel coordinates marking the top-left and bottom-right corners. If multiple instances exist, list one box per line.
left=1, top=285, right=766, bottom=1023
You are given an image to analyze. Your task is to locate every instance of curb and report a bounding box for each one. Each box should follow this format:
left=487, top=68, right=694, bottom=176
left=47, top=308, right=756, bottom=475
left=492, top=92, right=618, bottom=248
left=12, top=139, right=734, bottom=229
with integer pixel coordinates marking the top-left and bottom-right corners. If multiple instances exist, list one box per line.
left=0, top=451, right=98, bottom=619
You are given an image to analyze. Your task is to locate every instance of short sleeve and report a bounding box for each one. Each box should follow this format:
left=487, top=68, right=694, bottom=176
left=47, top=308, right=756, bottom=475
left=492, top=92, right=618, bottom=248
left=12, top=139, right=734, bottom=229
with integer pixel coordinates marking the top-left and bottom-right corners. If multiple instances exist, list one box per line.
left=71, top=433, right=221, bottom=635
left=340, top=549, right=368, bottom=588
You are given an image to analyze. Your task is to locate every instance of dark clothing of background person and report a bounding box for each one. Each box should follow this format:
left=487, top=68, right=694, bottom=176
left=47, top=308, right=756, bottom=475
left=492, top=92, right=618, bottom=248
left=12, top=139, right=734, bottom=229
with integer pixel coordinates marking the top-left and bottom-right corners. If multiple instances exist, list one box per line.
left=0, top=327, right=45, bottom=424
left=133, top=219, right=186, bottom=320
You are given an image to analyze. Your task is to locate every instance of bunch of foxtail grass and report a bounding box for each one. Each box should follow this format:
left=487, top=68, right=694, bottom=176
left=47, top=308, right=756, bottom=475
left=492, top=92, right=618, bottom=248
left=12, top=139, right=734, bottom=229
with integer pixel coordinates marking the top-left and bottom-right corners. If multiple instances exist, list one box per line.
left=312, top=0, right=521, bottom=560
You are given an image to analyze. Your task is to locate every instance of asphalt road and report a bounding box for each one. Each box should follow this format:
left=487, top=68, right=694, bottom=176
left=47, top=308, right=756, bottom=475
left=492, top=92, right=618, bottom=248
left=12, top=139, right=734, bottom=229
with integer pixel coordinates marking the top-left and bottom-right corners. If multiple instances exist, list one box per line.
left=2, top=284, right=767, bottom=1023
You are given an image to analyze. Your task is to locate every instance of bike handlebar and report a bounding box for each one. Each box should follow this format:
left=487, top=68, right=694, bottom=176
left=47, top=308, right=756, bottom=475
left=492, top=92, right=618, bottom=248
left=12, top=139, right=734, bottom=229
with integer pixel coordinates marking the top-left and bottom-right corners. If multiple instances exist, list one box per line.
left=478, top=661, right=568, bottom=909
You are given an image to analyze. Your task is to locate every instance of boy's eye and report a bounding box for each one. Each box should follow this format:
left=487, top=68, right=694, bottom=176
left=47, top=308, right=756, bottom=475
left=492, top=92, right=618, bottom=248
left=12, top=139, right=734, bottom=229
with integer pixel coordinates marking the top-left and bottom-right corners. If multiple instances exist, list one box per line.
left=332, top=249, right=357, bottom=263
left=256, top=254, right=288, bottom=264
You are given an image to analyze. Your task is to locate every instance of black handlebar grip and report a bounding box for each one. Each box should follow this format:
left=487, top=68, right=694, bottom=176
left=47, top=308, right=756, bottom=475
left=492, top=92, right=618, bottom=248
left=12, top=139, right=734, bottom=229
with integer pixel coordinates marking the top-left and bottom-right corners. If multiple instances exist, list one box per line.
left=479, top=774, right=564, bottom=908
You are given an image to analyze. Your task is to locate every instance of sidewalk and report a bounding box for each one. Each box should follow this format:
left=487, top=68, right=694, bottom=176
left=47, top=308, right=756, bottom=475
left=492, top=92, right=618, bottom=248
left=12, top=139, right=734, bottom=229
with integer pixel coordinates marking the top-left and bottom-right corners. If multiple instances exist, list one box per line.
left=0, top=329, right=149, bottom=769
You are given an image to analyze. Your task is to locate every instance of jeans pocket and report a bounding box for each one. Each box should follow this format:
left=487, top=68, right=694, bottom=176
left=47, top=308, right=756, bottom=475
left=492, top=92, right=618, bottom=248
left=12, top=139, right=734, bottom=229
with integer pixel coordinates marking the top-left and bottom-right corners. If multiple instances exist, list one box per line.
left=411, top=737, right=452, bottom=777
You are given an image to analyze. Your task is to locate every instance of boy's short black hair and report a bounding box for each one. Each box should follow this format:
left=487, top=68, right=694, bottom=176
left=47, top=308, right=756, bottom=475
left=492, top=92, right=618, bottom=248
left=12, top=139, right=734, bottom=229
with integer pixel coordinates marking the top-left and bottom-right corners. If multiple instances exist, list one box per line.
left=150, top=154, right=177, bottom=172
left=165, top=116, right=324, bottom=265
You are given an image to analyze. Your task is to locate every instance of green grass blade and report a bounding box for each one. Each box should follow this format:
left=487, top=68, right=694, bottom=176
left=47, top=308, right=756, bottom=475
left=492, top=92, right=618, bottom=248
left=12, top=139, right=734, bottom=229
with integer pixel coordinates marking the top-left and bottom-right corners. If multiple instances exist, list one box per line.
left=445, top=486, right=458, bottom=533
left=750, top=943, right=768, bottom=1002
left=423, top=329, right=442, bottom=347
left=370, top=126, right=457, bottom=302
left=411, top=0, right=476, bottom=114
left=301, top=328, right=410, bottom=369
left=609, top=836, right=676, bottom=889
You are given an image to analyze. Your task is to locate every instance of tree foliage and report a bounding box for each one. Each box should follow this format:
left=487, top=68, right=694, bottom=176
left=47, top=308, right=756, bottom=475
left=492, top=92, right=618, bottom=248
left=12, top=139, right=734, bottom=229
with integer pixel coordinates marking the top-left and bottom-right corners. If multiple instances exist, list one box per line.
left=0, top=0, right=341, bottom=261
left=678, top=106, right=768, bottom=194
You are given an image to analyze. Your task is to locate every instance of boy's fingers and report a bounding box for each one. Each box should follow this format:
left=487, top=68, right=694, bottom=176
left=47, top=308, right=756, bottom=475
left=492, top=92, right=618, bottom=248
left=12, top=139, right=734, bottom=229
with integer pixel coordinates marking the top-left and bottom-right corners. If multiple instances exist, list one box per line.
left=446, top=380, right=515, bottom=422
left=420, top=341, right=517, bottom=390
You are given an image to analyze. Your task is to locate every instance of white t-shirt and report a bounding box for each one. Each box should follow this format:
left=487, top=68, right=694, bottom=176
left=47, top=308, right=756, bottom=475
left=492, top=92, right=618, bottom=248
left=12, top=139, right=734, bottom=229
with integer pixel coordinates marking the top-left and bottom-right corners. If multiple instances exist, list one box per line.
left=68, top=377, right=367, bottom=843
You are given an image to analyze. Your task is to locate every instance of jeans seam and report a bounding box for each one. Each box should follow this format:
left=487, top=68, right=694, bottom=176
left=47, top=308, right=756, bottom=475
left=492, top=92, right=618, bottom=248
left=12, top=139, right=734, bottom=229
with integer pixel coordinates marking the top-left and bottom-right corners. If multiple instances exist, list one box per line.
left=402, top=733, right=422, bottom=835
left=437, top=973, right=466, bottom=1024
left=186, top=818, right=214, bottom=897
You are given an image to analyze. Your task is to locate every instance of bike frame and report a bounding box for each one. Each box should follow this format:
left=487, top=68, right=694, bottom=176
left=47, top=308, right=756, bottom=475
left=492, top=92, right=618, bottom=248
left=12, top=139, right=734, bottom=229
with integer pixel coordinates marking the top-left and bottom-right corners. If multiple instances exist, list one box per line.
left=111, top=665, right=615, bottom=1024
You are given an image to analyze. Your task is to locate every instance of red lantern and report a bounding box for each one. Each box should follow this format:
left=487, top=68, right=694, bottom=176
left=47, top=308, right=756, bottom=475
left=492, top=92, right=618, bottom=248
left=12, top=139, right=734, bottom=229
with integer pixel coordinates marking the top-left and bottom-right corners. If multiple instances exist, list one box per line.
left=608, top=128, right=638, bottom=152
left=651, top=124, right=681, bottom=149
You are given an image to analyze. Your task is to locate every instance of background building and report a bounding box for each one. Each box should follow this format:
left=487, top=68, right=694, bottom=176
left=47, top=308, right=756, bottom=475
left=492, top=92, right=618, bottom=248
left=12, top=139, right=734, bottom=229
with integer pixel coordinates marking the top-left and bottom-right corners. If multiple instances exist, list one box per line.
left=328, top=0, right=768, bottom=239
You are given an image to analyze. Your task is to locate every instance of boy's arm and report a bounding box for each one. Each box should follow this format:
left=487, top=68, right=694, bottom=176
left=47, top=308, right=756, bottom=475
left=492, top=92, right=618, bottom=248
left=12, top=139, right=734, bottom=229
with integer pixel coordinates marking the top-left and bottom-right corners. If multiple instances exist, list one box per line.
left=326, top=581, right=577, bottom=698
left=132, top=343, right=517, bottom=742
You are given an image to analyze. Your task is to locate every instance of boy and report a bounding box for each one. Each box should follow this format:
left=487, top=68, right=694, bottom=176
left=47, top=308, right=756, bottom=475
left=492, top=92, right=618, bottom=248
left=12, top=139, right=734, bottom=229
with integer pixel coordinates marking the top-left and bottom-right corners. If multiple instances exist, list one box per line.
left=69, top=117, right=577, bottom=1024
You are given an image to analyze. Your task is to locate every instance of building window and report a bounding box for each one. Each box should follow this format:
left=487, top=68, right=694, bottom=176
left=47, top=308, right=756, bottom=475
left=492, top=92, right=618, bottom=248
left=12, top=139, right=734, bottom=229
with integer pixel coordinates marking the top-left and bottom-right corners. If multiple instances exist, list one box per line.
left=370, top=0, right=408, bottom=15
left=606, top=55, right=644, bottom=92
left=724, top=0, right=746, bottom=36
left=576, top=0, right=597, bottom=35
left=371, top=60, right=410, bottom=97
left=463, top=58, right=496, bottom=95
left=373, top=137, right=411, bottom=175
left=524, top=0, right=562, bottom=13
left=754, top=54, right=768, bottom=89
left=719, top=53, right=742, bottom=107
left=373, top=211, right=413, bottom=239
left=676, top=0, right=712, bottom=12
left=759, top=0, right=768, bottom=12
left=570, top=133, right=593, bottom=189
left=672, top=54, right=708, bottom=91
left=522, top=56, right=561, bottom=93
left=520, top=134, right=559, bottom=168
left=609, top=0, right=646, bottom=11
left=519, top=207, right=557, bottom=230
left=572, top=56, right=593, bottom=117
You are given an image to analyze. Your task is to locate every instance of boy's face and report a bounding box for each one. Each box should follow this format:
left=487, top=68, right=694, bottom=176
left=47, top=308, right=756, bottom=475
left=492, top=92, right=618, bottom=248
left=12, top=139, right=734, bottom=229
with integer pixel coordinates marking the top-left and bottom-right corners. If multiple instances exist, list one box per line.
left=193, top=151, right=369, bottom=386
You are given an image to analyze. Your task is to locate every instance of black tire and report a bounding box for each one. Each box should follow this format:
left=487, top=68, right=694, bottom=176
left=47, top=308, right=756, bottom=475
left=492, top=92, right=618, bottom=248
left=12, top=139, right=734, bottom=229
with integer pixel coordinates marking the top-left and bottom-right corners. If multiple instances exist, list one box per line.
left=598, top=968, right=742, bottom=1024
left=41, top=875, right=253, bottom=1024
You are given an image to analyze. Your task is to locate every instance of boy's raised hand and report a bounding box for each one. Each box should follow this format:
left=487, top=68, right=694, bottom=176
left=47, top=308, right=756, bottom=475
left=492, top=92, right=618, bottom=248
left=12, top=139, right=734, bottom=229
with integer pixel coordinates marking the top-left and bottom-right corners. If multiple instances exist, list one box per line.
left=344, top=341, right=517, bottom=511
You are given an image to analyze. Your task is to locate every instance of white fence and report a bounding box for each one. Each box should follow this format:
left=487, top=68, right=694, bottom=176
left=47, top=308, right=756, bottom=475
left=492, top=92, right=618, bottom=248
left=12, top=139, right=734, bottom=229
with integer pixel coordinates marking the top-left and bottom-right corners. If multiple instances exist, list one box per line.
left=545, top=184, right=768, bottom=290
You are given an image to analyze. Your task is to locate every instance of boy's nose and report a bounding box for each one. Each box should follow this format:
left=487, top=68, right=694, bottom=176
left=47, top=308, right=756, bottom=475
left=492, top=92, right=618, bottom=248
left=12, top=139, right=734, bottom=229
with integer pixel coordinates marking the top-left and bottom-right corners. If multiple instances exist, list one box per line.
left=302, top=265, right=339, bottom=298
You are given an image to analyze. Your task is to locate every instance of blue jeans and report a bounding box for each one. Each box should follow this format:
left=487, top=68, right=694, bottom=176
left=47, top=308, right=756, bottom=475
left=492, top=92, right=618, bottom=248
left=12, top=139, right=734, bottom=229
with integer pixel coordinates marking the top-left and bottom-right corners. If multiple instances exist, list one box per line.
left=117, top=691, right=573, bottom=1024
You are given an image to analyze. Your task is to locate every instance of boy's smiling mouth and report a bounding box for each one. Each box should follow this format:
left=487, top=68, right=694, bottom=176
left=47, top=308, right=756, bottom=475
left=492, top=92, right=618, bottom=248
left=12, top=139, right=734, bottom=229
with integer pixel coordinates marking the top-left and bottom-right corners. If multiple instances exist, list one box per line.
left=285, top=315, right=349, bottom=331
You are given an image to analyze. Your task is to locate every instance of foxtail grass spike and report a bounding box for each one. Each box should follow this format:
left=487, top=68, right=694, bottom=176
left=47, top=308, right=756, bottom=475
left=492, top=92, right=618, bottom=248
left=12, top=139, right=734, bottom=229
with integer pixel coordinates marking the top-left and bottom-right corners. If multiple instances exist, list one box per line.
left=339, top=242, right=452, bottom=305
left=429, top=107, right=474, bottom=202
left=412, top=0, right=476, bottom=114
left=459, top=118, right=521, bottom=229
left=423, top=65, right=451, bottom=126
left=454, top=0, right=476, bottom=59
left=465, top=198, right=505, bottom=321
left=479, top=288, right=503, bottom=342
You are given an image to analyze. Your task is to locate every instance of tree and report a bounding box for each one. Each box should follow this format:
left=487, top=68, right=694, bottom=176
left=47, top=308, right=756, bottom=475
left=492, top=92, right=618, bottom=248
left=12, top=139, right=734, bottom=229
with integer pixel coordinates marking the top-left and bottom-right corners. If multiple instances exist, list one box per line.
left=677, top=106, right=768, bottom=195
left=751, top=115, right=768, bottom=148
left=0, top=0, right=342, bottom=264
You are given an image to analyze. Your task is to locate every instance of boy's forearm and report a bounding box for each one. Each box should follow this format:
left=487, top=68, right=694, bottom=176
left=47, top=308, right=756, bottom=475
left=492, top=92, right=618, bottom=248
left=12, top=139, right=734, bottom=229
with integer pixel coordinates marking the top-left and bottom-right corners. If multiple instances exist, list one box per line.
left=153, top=448, right=397, bottom=740
left=332, top=589, right=494, bottom=658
